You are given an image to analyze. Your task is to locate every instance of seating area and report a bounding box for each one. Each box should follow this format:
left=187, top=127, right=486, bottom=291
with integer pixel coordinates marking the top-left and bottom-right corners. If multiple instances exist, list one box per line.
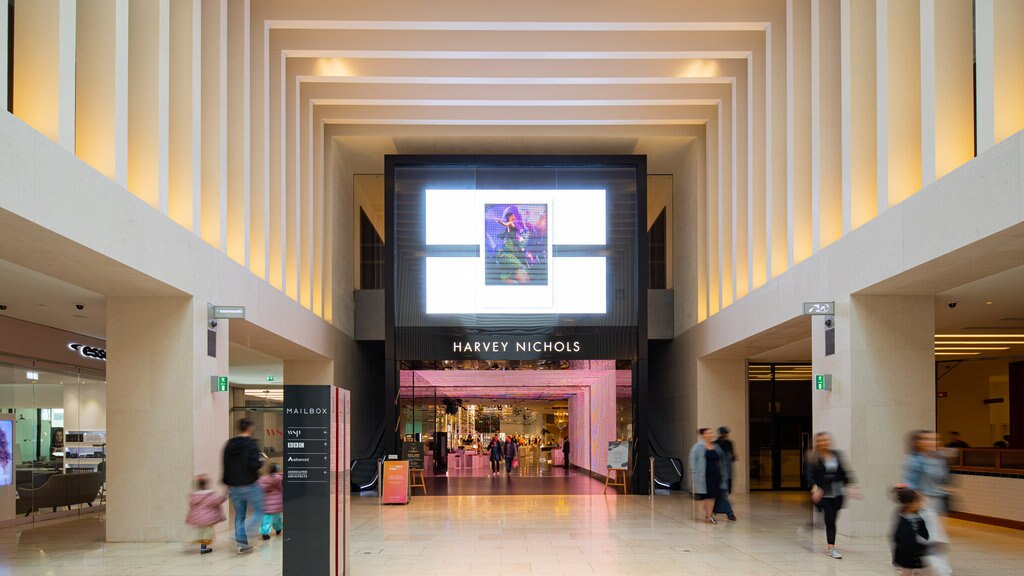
left=15, top=472, right=104, bottom=516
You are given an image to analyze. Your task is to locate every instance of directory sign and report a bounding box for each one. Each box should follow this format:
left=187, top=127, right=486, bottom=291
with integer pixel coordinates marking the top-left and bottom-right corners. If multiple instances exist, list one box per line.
left=283, top=386, right=332, bottom=575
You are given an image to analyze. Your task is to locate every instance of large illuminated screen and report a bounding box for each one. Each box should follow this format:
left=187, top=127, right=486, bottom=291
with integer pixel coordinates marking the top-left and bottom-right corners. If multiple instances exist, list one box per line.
left=0, top=420, right=12, bottom=487
left=425, top=189, right=606, bottom=314
left=390, top=156, right=642, bottom=336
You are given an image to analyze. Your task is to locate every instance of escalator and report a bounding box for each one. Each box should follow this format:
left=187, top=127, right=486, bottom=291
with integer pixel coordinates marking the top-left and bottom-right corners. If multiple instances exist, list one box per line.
left=649, top=430, right=684, bottom=490
left=350, top=419, right=386, bottom=492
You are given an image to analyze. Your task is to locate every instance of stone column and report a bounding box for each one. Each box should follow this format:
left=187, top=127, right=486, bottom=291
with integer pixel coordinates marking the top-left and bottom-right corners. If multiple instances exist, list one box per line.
left=106, top=296, right=229, bottom=541
left=697, top=358, right=748, bottom=493
left=813, top=295, right=934, bottom=537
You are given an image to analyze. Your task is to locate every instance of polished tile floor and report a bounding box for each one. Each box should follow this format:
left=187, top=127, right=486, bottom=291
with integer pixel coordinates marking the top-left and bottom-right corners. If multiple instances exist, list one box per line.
left=1, top=492, right=1022, bottom=575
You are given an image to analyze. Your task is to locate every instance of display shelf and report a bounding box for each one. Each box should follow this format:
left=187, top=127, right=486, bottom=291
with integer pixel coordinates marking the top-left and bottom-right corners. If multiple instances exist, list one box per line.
left=64, top=431, right=105, bottom=473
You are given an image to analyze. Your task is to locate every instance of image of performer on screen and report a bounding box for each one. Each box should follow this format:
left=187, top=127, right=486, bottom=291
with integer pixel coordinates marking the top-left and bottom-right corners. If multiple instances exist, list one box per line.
left=486, top=204, right=548, bottom=286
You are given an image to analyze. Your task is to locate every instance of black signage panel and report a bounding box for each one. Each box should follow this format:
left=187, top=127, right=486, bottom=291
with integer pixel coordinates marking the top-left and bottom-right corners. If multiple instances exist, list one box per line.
left=283, top=386, right=330, bottom=576
left=401, top=441, right=425, bottom=470
left=395, top=328, right=638, bottom=361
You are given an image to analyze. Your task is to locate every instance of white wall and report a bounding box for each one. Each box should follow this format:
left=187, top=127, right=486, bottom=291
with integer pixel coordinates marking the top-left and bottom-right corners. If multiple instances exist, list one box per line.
left=951, top=475, right=1024, bottom=523
left=63, top=381, right=106, bottom=431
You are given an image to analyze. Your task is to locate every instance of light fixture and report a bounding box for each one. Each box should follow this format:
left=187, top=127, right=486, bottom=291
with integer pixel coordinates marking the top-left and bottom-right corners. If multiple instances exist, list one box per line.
left=934, top=346, right=1009, bottom=351
left=936, top=334, right=1024, bottom=338
left=935, top=352, right=980, bottom=356
left=934, top=341, right=1024, bottom=345
left=26, top=371, right=39, bottom=381
left=986, top=301, right=993, bottom=305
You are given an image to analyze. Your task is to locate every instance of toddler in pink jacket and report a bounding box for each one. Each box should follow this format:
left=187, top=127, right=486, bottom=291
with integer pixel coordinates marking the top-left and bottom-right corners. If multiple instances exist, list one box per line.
left=259, top=463, right=284, bottom=539
left=185, top=475, right=227, bottom=554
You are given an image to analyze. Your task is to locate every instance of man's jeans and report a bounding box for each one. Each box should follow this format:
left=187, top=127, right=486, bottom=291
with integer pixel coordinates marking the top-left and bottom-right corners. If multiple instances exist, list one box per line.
left=229, top=484, right=264, bottom=545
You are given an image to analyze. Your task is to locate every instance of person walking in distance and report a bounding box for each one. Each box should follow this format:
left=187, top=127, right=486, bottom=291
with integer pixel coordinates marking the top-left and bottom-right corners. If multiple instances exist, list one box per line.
left=688, top=428, right=728, bottom=524
left=562, top=437, right=571, bottom=471
left=222, top=418, right=264, bottom=553
left=807, top=432, right=861, bottom=559
left=488, top=434, right=503, bottom=476
left=904, top=430, right=954, bottom=575
left=503, top=434, right=519, bottom=476
left=714, top=426, right=736, bottom=494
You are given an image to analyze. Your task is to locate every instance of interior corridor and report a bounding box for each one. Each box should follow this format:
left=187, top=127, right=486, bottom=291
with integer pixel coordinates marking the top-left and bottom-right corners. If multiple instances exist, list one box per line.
left=1, top=493, right=1021, bottom=575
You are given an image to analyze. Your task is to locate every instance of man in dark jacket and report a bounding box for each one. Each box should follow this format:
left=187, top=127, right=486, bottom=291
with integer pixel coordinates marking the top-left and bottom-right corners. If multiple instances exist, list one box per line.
left=223, top=418, right=264, bottom=553
left=715, top=426, right=736, bottom=494
left=562, top=438, right=570, bottom=470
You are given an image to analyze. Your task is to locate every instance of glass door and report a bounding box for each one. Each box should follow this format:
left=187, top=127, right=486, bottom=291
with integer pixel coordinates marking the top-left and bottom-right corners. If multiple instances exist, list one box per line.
left=748, top=363, right=812, bottom=490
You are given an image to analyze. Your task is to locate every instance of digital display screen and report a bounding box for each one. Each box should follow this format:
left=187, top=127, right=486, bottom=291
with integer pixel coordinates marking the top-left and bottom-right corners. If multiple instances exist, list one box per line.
left=424, top=189, right=606, bottom=315
left=0, top=420, right=13, bottom=486
left=389, top=156, right=644, bottom=359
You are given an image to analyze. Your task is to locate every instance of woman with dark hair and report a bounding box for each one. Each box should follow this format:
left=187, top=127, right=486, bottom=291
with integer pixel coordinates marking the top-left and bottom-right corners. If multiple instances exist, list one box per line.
left=688, top=428, right=728, bottom=524
left=903, top=430, right=953, bottom=575
left=807, top=432, right=860, bottom=559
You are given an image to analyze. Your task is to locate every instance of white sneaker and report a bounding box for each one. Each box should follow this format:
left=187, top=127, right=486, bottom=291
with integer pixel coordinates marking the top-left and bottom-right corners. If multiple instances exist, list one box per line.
left=828, top=548, right=842, bottom=559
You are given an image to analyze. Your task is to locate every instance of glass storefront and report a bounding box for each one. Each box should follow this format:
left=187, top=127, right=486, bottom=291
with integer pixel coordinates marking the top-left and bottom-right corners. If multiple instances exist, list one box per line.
left=230, top=386, right=284, bottom=473
left=0, top=357, right=107, bottom=525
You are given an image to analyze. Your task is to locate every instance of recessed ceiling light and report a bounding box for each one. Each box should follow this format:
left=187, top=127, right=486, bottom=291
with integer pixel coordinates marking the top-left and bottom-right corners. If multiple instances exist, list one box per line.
left=936, top=334, right=1024, bottom=338
left=935, top=352, right=980, bottom=356
left=986, top=301, right=993, bottom=305
left=934, top=347, right=1009, bottom=351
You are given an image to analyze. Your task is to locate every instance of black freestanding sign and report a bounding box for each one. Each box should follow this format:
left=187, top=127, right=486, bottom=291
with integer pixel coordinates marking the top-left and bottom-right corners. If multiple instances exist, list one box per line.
left=283, top=386, right=330, bottom=575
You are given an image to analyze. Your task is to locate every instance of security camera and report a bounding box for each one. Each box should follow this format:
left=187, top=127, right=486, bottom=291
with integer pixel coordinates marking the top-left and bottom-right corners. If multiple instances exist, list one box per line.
left=0, top=304, right=6, bottom=311
left=75, top=304, right=85, bottom=310
left=824, top=318, right=833, bottom=328
left=209, top=319, right=218, bottom=329
left=948, top=302, right=958, bottom=309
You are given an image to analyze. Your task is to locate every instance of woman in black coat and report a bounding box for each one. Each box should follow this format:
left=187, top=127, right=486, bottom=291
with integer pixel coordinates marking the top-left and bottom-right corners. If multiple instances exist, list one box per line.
left=806, top=432, right=861, bottom=559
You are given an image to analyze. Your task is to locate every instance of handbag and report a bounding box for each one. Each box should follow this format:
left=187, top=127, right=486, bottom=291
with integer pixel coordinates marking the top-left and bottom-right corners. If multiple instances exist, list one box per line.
left=512, top=457, right=519, bottom=469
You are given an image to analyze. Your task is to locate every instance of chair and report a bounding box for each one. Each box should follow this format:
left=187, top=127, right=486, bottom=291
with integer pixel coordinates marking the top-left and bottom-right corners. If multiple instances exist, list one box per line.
left=16, top=472, right=105, bottom=516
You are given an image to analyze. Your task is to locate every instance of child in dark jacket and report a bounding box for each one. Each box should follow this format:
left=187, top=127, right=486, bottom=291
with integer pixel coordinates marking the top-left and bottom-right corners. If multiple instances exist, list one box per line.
left=258, top=463, right=284, bottom=540
left=185, top=475, right=227, bottom=554
left=893, top=487, right=930, bottom=575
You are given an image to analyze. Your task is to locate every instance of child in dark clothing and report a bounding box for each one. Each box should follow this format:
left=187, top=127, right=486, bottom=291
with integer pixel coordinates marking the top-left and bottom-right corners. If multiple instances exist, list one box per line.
left=893, top=487, right=930, bottom=575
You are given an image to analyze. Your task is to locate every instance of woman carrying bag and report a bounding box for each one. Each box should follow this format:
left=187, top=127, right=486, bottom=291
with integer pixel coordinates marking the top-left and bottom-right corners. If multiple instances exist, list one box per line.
left=807, top=432, right=861, bottom=559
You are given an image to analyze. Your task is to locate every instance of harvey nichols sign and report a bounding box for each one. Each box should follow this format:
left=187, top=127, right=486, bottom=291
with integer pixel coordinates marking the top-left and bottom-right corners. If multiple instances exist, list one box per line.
left=453, top=339, right=582, bottom=354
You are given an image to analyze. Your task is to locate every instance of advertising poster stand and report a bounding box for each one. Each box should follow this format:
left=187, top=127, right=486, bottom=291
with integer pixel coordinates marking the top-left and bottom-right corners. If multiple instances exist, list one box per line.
left=382, top=460, right=410, bottom=504
left=604, top=441, right=630, bottom=495
left=283, top=386, right=350, bottom=576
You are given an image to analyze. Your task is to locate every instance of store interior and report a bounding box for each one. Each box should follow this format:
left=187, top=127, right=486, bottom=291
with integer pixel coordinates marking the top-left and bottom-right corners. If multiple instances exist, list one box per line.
left=397, top=359, right=633, bottom=490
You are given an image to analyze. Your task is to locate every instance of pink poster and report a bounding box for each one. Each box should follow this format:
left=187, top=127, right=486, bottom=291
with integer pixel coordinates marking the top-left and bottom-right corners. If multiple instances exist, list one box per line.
left=382, top=461, right=409, bottom=504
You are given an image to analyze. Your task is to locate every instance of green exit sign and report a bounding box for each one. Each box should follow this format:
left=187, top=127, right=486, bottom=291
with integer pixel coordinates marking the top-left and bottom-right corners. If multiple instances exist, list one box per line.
left=815, top=374, right=832, bottom=391
left=266, top=375, right=276, bottom=382
left=211, top=375, right=229, bottom=392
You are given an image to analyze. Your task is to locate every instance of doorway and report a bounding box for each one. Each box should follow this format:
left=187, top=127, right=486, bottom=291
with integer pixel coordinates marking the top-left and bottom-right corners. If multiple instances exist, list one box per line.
left=395, top=359, right=633, bottom=495
left=748, top=363, right=812, bottom=490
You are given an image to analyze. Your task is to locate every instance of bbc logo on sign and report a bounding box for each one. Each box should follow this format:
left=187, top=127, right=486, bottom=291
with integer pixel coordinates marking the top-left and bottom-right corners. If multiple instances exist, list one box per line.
left=287, top=442, right=304, bottom=449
